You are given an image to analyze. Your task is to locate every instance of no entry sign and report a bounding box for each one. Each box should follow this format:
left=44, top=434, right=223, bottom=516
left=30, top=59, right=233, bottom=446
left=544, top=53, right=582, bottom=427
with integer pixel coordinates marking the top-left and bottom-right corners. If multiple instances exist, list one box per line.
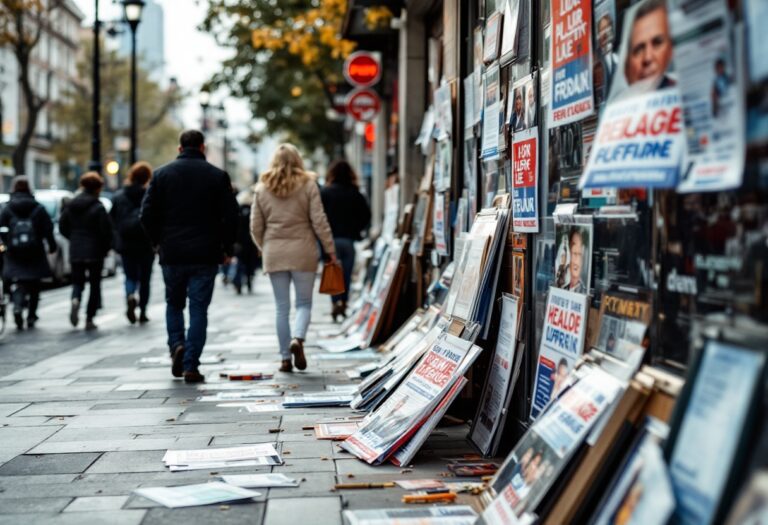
left=346, top=88, right=381, bottom=122
left=344, top=51, right=381, bottom=88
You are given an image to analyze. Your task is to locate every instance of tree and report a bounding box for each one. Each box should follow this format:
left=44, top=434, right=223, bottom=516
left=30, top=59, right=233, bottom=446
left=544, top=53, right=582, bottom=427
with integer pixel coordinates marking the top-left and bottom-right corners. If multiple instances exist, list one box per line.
left=201, top=0, right=356, bottom=156
left=51, top=37, right=182, bottom=187
left=0, top=0, right=61, bottom=175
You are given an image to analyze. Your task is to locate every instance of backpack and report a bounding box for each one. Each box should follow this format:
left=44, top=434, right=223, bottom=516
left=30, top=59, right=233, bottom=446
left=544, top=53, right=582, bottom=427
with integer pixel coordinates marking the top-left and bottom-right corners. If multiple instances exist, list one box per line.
left=118, top=201, right=145, bottom=241
left=7, top=206, right=39, bottom=255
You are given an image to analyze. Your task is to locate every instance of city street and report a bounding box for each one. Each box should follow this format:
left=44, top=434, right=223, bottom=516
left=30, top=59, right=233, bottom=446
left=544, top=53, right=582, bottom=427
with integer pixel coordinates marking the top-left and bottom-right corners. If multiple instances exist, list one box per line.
left=0, top=268, right=480, bottom=524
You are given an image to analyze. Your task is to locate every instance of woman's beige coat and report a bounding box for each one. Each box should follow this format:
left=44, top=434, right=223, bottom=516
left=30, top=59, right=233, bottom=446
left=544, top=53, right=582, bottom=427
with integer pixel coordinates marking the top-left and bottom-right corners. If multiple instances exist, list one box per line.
left=250, top=177, right=335, bottom=273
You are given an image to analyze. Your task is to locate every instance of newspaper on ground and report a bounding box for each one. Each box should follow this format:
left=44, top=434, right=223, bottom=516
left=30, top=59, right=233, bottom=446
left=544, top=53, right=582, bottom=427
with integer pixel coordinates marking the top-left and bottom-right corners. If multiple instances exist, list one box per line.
left=134, top=481, right=260, bottom=508
left=343, top=506, right=478, bottom=525
left=163, top=444, right=282, bottom=471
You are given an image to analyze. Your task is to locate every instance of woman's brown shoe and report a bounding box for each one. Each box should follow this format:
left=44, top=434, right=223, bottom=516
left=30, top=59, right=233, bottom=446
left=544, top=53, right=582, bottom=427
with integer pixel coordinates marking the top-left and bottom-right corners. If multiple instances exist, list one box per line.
left=290, top=338, right=307, bottom=371
left=279, top=359, right=293, bottom=372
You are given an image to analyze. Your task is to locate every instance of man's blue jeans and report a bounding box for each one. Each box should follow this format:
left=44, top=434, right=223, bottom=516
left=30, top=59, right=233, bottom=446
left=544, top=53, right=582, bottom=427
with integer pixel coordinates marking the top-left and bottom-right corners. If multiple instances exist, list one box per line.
left=162, top=264, right=217, bottom=372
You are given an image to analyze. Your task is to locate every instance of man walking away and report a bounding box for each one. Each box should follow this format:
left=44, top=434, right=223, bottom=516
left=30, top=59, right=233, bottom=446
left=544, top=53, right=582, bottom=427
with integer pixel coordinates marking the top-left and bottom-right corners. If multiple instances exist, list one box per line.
left=60, top=172, right=113, bottom=331
left=0, top=176, right=57, bottom=329
left=111, top=161, right=155, bottom=324
left=141, top=130, right=238, bottom=383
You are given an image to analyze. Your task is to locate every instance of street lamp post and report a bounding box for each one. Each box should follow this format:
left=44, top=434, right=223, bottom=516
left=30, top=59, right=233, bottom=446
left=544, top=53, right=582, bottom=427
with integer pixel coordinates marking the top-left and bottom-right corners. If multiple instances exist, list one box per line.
left=88, top=0, right=102, bottom=175
left=217, top=103, right=228, bottom=174
left=199, top=90, right=210, bottom=132
left=122, top=0, right=144, bottom=166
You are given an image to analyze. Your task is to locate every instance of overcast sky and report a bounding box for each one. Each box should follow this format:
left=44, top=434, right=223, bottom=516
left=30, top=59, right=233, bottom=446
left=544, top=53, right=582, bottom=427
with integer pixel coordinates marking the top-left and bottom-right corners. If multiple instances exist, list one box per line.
left=74, top=0, right=267, bottom=173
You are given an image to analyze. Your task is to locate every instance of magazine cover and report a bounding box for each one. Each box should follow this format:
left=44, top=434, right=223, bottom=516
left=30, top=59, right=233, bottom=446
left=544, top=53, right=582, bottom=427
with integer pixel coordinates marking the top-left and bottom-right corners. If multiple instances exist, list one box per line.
left=530, top=286, right=589, bottom=419
left=341, top=332, right=475, bottom=464
left=554, top=222, right=593, bottom=294
left=595, top=288, right=652, bottom=372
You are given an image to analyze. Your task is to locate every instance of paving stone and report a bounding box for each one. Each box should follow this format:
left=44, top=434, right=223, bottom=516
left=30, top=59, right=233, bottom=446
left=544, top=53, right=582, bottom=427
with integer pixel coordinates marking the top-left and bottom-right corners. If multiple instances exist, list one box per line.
left=64, top=413, right=179, bottom=428
left=264, top=496, right=341, bottom=525
left=0, top=480, right=140, bottom=499
left=0, top=404, right=28, bottom=417
left=0, top=474, right=78, bottom=485
left=12, top=402, right=96, bottom=417
left=0, top=496, right=73, bottom=513
left=85, top=451, right=166, bottom=474
left=0, top=453, right=101, bottom=475
left=72, top=377, right=119, bottom=383
left=89, top=400, right=169, bottom=410
left=211, top=434, right=278, bottom=446
left=0, top=510, right=147, bottom=525
left=266, top=471, right=338, bottom=499
left=278, top=440, right=335, bottom=459
left=27, top=436, right=211, bottom=454
left=139, top=502, right=265, bottom=524
left=272, top=457, right=335, bottom=473
left=63, top=496, right=129, bottom=512
left=334, top=458, right=407, bottom=476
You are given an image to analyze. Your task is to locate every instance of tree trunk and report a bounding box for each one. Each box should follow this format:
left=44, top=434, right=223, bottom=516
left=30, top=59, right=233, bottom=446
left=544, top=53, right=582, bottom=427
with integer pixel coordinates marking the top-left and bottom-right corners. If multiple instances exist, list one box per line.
left=12, top=104, right=40, bottom=176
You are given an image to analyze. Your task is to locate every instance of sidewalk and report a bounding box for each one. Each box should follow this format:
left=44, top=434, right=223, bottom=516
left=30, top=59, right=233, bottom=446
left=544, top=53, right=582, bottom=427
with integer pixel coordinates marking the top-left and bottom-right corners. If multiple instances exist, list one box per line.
left=0, top=273, right=482, bottom=524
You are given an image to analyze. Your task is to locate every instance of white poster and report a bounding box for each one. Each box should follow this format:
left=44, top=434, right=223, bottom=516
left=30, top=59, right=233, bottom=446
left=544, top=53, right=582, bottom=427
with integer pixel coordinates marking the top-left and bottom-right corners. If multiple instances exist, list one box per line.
left=481, top=63, right=502, bottom=160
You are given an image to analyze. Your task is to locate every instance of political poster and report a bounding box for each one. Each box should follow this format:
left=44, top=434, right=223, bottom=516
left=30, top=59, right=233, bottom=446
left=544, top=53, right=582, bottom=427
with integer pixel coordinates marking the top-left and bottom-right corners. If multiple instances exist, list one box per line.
left=530, top=287, right=588, bottom=420
left=580, top=0, right=683, bottom=189
left=512, top=128, right=539, bottom=233
left=672, top=0, right=745, bottom=193
left=595, top=288, right=651, bottom=375
left=509, top=73, right=537, bottom=133
left=549, top=0, right=595, bottom=127
left=554, top=222, right=593, bottom=295
left=482, top=63, right=502, bottom=160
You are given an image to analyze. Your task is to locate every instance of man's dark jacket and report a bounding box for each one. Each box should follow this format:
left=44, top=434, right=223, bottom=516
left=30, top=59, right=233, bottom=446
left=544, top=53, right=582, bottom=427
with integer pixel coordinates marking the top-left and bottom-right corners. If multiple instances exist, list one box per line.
left=110, top=183, right=153, bottom=257
left=0, top=192, right=56, bottom=281
left=140, top=148, right=238, bottom=266
left=59, top=193, right=113, bottom=263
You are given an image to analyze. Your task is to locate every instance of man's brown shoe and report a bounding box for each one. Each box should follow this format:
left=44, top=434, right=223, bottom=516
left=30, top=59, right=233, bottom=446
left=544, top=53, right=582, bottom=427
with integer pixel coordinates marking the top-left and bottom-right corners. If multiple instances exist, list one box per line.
left=183, top=369, right=205, bottom=383
left=171, top=345, right=185, bottom=378
left=290, top=338, right=307, bottom=371
left=279, top=359, right=293, bottom=373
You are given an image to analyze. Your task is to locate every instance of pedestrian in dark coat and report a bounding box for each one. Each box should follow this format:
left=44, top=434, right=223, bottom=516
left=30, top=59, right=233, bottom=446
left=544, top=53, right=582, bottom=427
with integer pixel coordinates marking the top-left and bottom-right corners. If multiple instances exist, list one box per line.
left=0, top=176, right=57, bottom=329
left=59, top=172, right=113, bottom=331
left=232, top=188, right=260, bottom=295
left=320, top=160, right=371, bottom=321
left=140, top=129, right=238, bottom=383
left=111, top=161, right=155, bottom=325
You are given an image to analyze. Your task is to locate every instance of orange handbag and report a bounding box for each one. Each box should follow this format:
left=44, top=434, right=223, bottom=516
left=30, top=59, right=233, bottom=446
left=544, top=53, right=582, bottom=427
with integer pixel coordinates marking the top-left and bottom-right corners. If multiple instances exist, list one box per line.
left=319, top=262, right=345, bottom=295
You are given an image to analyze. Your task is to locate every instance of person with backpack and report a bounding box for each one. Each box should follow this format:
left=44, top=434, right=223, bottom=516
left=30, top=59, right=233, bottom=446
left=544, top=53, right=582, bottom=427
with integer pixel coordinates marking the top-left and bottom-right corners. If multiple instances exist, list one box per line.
left=0, top=176, right=57, bottom=330
left=110, top=161, right=155, bottom=324
left=59, top=172, right=114, bottom=331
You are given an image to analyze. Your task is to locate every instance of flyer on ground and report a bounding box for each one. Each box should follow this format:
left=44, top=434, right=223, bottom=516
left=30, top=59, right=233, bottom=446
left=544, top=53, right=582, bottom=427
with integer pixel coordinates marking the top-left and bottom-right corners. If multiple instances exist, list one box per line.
left=549, top=0, right=594, bottom=127
left=529, top=287, right=589, bottom=420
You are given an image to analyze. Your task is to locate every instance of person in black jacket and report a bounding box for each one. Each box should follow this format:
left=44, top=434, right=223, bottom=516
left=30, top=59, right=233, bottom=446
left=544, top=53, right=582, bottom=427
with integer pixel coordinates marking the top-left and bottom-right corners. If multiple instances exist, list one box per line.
left=141, top=129, right=238, bottom=383
left=320, top=160, right=371, bottom=321
left=60, top=172, right=114, bottom=331
left=110, top=161, right=155, bottom=325
left=232, top=188, right=260, bottom=295
left=0, top=176, right=57, bottom=329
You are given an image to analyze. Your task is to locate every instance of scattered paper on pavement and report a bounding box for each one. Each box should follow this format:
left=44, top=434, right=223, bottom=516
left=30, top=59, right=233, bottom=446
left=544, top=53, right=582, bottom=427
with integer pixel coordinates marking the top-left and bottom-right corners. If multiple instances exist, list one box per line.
left=134, top=482, right=260, bottom=508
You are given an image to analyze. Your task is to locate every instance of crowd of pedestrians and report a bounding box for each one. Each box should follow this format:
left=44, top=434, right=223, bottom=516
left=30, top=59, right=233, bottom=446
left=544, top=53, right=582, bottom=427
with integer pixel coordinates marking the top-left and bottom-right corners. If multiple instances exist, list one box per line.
left=0, top=130, right=371, bottom=383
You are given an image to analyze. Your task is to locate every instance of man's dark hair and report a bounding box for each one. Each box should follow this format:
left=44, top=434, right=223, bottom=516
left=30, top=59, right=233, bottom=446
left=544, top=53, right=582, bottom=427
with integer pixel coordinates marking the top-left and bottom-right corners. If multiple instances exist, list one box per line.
left=568, top=227, right=583, bottom=247
left=558, top=358, right=568, bottom=370
left=635, top=0, right=666, bottom=21
left=179, top=130, right=205, bottom=149
left=11, top=176, right=31, bottom=194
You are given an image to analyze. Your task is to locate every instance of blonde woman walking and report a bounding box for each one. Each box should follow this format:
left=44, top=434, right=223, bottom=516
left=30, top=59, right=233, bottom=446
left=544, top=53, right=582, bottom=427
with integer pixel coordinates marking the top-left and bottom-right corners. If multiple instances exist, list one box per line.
left=250, top=144, right=336, bottom=373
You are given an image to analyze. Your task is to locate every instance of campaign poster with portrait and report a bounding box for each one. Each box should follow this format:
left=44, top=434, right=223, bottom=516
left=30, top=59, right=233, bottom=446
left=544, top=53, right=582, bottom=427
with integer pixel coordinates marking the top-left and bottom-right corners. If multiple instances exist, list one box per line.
left=510, top=73, right=538, bottom=133
left=549, top=0, right=595, bottom=127
left=512, top=128, right=539, bottom=233
left=554, top=222, right=593, bottom=295
left=593, top=0, right=618, bottom=106
left=672, top=0, right=745, bottom=193
left=529, top=287, right=588, bottom=420
left=580, top=0, right=684, bottom=189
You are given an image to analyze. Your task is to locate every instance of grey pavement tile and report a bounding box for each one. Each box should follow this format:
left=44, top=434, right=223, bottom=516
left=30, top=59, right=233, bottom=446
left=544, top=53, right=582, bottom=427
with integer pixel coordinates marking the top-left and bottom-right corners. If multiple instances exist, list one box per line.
left=85, top=450, right=166, bottom=474
left=27, top=436, right=211, bottom=454
left=266, top=471, right=338, bottom=499
left=0, top=453, right=101, bottom=475
left=0, top=480, right=140, bottom=499
left=12, top=402, right=96, bottom=417
left=334, top=458, right=408, bottom=476
left=0, top=497, right=72, bottom=513
left=0, top=416, right=55, bottom=426
left=0, top=474, right=77, bottom=485
left=0, top=392, right=144, bottom=403
left=89, top=400, right=170, bottom=410
left=63, top=496, right=129, bottom=512
left=210, top=434, right=279, bottom=447
left=138, top=502, right=265, bottom=524
left=264, top=496, right=341, bottom=525
left=72, top=377, right=120, bottom=383
left=278, top=440, right=334, bottom=459
left=63, top=413, right=180, bottom=428
left=0, top=510, right=147, bottom=525
left=272, top=457, right=335, bottom=473
left=0, top=404, right=28, bottom=417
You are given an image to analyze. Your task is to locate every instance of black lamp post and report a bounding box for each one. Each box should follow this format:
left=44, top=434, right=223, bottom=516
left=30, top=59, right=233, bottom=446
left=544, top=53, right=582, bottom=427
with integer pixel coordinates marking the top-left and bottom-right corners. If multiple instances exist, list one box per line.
left=199, top=90, right=210, bottom=132
left=88, top=0, right=102, bottom=175
left=217, top=103, right=228, bottom=173
left=122, top=0, right=144, bottom=166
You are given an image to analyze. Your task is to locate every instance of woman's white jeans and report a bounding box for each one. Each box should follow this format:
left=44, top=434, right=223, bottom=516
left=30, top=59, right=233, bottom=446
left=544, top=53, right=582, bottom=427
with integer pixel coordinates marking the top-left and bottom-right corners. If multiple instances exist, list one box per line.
left=268, top=271, right=315, bottom=359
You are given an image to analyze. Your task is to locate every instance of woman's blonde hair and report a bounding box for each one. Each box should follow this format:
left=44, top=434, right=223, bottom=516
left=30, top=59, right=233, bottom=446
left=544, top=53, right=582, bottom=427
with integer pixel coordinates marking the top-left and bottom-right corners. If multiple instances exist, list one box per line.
left=259, top=143, right=310, bottom=197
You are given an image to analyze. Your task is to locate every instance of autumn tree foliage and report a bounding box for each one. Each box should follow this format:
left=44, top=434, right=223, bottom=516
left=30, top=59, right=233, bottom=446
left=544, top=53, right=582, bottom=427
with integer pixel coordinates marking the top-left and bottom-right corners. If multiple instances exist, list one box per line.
left=201, top=0, right=356, bottom=155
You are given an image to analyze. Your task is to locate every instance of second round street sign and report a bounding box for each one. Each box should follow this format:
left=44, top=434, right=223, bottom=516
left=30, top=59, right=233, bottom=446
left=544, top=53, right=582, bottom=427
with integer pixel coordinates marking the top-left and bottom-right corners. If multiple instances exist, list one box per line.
left=346, top=88, right=381, bottom=122
left=344, top=51, right=381, bottom=88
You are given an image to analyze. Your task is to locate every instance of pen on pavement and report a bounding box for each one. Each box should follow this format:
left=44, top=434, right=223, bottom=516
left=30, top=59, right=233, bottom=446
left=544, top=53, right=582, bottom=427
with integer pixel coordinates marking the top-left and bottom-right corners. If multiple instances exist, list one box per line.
left=334, top=482, right=396, bottom=489
left=402, top=492, right=457, bottom=504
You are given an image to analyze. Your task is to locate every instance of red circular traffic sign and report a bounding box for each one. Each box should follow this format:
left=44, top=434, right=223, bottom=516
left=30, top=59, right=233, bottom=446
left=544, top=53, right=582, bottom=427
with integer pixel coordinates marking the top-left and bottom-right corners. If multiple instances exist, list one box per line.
left=346, top=88, right=381, bottom=122
left=344, top=52, right=381, bottom=88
